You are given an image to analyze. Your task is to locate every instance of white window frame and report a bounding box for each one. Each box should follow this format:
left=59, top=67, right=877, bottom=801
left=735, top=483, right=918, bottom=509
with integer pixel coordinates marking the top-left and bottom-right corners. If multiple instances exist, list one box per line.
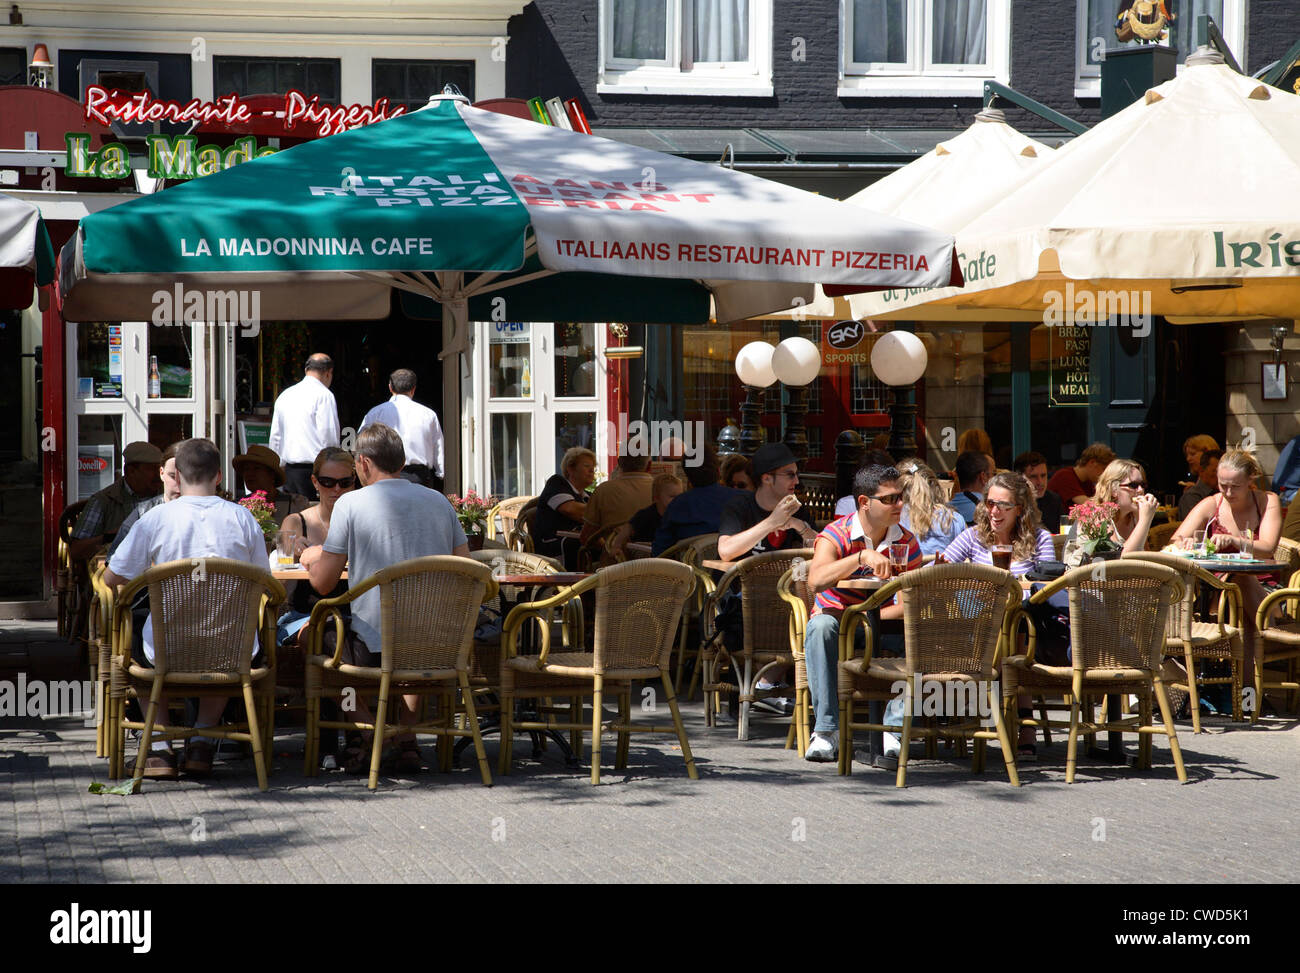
left=1073, top=0, right=1247, bottom=98
left=597, top=0, right=774, bottom=97
left=470, top=322, right=608, bottom=499
left=839, top=0, right=1010, bottom=98
left=65, top=320, right=210, bottom=502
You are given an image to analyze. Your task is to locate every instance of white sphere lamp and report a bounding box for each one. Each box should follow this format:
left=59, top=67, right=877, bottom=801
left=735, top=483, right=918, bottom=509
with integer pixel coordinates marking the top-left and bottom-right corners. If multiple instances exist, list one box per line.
left=771, top=336, right=821, bottom=387
left=735, top=341, right=777, bottom=388
left=870, top=330, right=928, bottom=387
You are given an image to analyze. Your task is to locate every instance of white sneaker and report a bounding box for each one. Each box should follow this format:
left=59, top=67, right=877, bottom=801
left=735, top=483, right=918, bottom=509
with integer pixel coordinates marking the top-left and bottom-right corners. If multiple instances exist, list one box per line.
left=804, top=731, right=838, bottom=762
left=883, top=731, right=901, bottom=759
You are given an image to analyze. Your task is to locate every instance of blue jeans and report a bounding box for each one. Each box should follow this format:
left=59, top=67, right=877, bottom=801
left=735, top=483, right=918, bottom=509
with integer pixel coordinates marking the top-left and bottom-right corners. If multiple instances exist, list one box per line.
left=806, top=612, right=904, bottom=735
left=805, top=613, right=846, bottom=734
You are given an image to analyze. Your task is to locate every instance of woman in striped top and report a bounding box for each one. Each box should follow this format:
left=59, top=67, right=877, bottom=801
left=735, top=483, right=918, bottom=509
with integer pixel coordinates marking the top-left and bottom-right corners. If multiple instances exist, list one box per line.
left=941, top=472, right=1055, bottom=575
left=943, top=471, right=1055, bottom=760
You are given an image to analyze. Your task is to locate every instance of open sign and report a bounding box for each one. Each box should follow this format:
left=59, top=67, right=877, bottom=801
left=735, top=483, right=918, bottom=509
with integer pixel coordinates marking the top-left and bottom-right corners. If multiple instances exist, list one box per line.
left=826, top=320, right=865, bottom=350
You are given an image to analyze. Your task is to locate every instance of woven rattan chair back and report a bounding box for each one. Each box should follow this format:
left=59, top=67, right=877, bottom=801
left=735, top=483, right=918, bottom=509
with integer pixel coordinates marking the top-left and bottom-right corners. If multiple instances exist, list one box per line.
left=686, top=533, right=720, bottom=564
left=893, top=563, right=1020, bottom=676
left=1145, top=521, right=1179, bottom=551
left=138, top=558, right=281, bottom=678
left=1122, top=551, right=1204, bottom=642
left=465, top=549, right=561, bottom=575
left=591, top=559, right=694, bottom=672
left=373, top=556, right=494, bottom=673
left=489, top=495, right=533, bottom=541
left=1275, top=537, right=1300, bottom=584
left=737, top=550, right=813, bottom=656
left=58, top=500, right=88, bottom=549
left=511, top=500, right=539, bottom=553
left=1061, top=561, right=1181, bottom=671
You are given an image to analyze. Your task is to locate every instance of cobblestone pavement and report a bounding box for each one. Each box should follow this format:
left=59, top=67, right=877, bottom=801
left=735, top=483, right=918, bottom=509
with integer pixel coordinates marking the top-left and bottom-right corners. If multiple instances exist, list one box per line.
left=2, top=624, right=1296, bottom=883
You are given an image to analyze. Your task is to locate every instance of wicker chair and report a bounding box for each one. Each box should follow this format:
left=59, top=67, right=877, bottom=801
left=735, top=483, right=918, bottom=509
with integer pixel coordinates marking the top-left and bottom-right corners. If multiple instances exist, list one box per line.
left=1003, top=561, right=1186, bottom=783
left=776, top=564, right=817, bottom=756
left=701, top=550, right=813, bottom=741
left=1146, top=521, right=1180, bottom=552
left=510, top=499, right=539, bottom=553
left=497, top=559, right=697, bottom=785
left=1273, top=537, right=1300, bottom=582
left=463, top=549, right=581, bottom=687
left=488, top=495, right=533, bottom=542
left=57, top=500, right=89, bottom=641
left=109, top=558, right=285, bottom=789
left=1253, top=584, right=1300, bottom=722
left=836, top=563, right=1023, bottom=786
left=1123, top=551, right=1245, bottom=730
left=654, top=532, right=718, bottom=696
left=88, top=562, right=115, bottom=760
left=303, top=556, right=499, bottom=790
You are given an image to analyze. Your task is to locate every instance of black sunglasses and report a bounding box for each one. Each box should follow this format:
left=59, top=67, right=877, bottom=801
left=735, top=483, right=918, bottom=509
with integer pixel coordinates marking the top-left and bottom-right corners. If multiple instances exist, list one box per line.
left=315, top=474, right=356, bottom=489
left=1119, top=480, right=1147, bottom=491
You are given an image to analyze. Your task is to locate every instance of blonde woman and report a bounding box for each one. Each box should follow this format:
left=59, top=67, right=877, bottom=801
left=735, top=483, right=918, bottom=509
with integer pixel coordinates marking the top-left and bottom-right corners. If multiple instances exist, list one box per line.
left=1175, top=449, right=1282, bottom=694
left=897, top=460, right=965, bottom=556
left=1085, top=459, right=1159, bottom=555
left=941, top=472, right=1055, bottom=575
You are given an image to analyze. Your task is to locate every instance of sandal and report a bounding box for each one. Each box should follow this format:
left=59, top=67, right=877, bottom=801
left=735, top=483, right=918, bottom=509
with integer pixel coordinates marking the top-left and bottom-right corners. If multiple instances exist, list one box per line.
left=342, top=733, right=369, bottom=775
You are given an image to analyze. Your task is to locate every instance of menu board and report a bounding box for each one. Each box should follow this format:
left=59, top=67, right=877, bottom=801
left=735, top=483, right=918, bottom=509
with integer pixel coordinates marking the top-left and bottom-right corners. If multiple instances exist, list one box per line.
left=1049, top=325, right=1092, bottom=408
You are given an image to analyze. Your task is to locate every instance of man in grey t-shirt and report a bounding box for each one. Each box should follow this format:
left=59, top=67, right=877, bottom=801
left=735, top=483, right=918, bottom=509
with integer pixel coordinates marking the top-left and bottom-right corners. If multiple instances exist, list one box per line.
left=301, top=423, right=468, bottom=771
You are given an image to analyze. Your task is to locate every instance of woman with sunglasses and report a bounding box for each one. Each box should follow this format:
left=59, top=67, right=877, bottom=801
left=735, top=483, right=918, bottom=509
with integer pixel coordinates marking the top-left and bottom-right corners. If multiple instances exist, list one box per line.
left=276, top=448, right=358, bottom=768
left=940, top=472, right=1055, bottom=575
left=1086, top=459, right=1160, bottom=554
left=942, top=472, right=1055, bottom=760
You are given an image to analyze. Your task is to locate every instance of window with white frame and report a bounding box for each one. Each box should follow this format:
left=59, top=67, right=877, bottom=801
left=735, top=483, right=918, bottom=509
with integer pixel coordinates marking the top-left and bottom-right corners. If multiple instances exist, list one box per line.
left=1075, top=0, right=1245, bottom=96
left=840, top=0, right=1010, bottom=97
left=598, top=0, right=773, bottom=97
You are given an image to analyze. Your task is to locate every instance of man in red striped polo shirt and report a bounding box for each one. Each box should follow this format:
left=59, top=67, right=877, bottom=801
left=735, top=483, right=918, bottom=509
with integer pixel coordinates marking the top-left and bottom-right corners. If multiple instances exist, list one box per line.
left=804, top=463, right=922, bottom=763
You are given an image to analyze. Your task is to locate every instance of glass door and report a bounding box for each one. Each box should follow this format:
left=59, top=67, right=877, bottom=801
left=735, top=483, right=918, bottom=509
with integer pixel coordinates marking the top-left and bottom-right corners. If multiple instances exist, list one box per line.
left=66, top=320, right=209, bottom=501
left=476, top=321, right=605, bottom=501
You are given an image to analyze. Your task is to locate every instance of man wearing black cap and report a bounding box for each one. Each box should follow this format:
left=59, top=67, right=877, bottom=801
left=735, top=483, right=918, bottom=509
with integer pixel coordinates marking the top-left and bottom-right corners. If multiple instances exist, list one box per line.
left=717, top=443, right=819, bottom=563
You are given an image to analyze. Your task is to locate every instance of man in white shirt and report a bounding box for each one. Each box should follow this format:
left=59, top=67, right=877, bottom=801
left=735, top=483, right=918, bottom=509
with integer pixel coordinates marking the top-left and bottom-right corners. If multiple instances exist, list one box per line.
left=358, top=368, right=445, bottom=491
left=269, top=353, right=340, bottom=501
left=104, top=438, right=268, bottom=781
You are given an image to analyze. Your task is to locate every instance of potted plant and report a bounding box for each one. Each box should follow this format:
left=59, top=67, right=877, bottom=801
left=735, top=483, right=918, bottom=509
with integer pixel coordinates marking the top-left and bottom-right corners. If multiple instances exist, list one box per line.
left=1064, top=499, right=1121, bottom=565
left=449, top=490, right=495, bottom=551
left=238, top=490, right=278, bottom=553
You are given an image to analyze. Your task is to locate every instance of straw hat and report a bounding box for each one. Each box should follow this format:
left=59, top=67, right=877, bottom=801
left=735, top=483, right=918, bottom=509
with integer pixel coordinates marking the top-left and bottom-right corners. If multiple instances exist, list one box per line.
left=232, top=444, right=285, bottom=488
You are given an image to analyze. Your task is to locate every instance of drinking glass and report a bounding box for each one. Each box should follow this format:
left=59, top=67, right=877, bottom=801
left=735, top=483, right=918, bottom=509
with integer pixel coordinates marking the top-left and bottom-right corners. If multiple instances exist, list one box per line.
left=1164, top=494, right=1177, bottom=509
left=274, top=530, right=299, bottom=569
left=889, top=542, right=909, bottom=574
left=991, top=544, right=1013, bottom=571
left=1193, top=529, right=1207, bottom=555
left=1241, top=528, right=1254, bottom=559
